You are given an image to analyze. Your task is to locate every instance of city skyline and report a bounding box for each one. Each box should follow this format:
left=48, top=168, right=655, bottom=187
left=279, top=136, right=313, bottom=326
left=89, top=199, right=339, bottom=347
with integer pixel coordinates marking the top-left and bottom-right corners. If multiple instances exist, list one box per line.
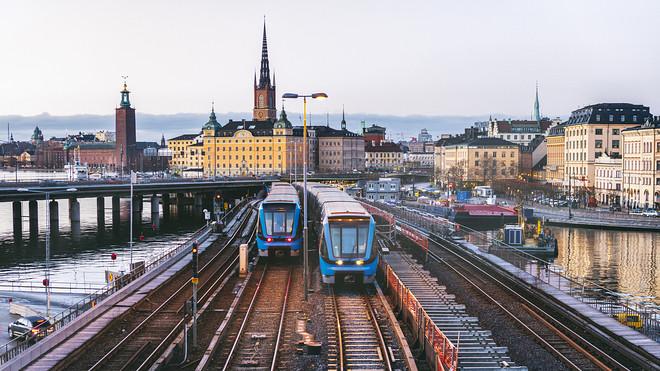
left=2, top=0, right=660, bottom=118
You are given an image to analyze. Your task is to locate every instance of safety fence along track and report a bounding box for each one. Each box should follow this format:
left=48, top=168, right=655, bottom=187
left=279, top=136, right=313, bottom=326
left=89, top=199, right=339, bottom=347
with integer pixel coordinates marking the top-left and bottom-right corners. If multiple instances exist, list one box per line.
left=54, top=201, right=258, bottom=371
left=325, top=285, right=405, bottom=371
left=203, top=262, right=292, bottom=371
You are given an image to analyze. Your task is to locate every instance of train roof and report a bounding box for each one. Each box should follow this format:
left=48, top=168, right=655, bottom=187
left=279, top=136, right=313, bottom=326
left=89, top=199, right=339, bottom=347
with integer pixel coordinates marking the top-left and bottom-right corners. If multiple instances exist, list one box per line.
left=263, top=182, right=299, bottom=205
left=302, top=182, right=370, bottom=218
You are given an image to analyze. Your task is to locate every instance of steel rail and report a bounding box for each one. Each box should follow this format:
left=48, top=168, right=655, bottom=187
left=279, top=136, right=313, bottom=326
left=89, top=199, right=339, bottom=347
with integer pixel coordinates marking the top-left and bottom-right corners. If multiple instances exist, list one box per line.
left=329, top=287, right=345, bottom=371
left=364, top=291, right=394, bottom=371
left=427, top=233, right=627, bottom=370
left=270, top=267, right=293, bottom=371
left=88, top=203, right=256, bottom=371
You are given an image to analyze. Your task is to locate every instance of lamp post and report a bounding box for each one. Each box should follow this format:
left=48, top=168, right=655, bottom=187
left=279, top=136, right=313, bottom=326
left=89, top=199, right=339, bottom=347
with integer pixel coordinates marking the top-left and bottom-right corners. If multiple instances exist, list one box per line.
left=17, top=187, right=77, bottom=318
left=282, top=92, right=328, bottom=302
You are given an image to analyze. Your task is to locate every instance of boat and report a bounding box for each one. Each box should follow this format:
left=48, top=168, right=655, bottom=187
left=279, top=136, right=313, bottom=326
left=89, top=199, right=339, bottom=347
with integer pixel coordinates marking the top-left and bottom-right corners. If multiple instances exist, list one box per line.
left=64, top=147, right=89, bottom=181
left=493, top=219, right=558, bottom=256
left=451, top=204, right=517, bottom=229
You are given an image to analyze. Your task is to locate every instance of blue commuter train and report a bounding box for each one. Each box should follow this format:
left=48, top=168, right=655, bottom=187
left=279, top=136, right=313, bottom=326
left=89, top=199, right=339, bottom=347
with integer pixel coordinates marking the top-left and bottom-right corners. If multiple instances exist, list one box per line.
left=301, top=182, right=377, bottom=284
left=257, top=182, right=303, bottom=257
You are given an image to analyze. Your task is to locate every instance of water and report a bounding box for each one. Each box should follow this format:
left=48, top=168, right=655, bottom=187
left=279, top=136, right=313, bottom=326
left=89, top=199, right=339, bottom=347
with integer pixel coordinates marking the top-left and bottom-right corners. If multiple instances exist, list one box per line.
left=0, top=197, right=205, bottom=342
left=551, top=226, right=660, bottom=303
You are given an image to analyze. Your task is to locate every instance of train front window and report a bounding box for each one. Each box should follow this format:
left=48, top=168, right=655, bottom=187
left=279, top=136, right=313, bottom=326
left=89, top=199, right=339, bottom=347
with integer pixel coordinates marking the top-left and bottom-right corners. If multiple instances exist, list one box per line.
left=329, top=221, right=370, bottom=259
left=263, top=204, right=295, bottom=235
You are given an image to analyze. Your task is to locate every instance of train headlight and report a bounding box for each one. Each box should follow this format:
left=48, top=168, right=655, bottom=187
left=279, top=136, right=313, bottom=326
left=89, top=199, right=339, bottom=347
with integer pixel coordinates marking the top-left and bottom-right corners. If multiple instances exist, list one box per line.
left=355, top=260, right=364, bottom=265
left=266, top=237, right=273, bottom=243
left=336, top=260, right=344, bottom=265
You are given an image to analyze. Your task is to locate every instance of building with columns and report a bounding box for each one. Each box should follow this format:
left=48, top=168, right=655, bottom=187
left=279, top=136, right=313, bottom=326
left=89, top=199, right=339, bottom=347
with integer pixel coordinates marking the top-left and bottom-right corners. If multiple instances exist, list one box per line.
left=594, top=153, right=623, bottom=206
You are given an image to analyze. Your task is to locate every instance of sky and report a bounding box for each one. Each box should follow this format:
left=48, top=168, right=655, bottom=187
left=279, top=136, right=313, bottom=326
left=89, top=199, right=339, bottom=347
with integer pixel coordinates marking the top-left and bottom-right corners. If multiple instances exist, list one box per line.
left=2, top=0, right=660, bottom=120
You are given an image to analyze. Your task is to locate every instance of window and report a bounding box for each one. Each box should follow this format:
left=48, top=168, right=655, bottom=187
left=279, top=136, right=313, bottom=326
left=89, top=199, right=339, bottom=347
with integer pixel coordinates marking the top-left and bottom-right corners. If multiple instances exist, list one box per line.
left=595, top=128, right=603, bottom=135
left=475, top=160, right=480, bottom=166
left=329, top=221, right=370, bottom=258
left=595, top=140, right=603, bottom=148
left=596, top=114, right=601, bottom=121
left=492, top=152, right=497, bottom=157
left=612, top=129, right=620, bottom=135
left=612, top=140, right=620, bottom=149
left=595, top=152, right=602, bottom=158
left=621, top=115, right=625, bottom=122
left=263, top=205, right=296, bottom=235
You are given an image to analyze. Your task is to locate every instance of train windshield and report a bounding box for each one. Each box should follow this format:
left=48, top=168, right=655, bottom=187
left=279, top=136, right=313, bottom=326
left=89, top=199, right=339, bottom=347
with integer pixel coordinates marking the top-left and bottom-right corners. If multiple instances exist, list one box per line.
left=263, top=204, right=296, bottom=235
left=328, top=220, right=370, bottom=259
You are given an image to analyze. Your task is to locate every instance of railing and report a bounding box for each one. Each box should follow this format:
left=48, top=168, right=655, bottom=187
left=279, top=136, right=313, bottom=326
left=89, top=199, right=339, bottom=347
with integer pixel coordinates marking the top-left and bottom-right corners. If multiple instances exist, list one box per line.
left=0, top=220, right=218, bottom=365
left=0, top=281, right=105, bottom=295
left=364, top=199, right=660, bottom=342
left=385, top=264, right=458, bottom=371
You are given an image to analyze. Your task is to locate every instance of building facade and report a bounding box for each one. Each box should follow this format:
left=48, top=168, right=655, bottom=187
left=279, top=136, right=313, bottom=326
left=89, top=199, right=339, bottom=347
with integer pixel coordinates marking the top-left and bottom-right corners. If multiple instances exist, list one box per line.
left=594, top=153, right=623, bottom=206
left=544, top=123, right=565, bottom=185
left=437, top=137, right=519, bottom=185
left=621, top=118, right=660, bottom=209
left=364, top=177, right=401, bottom=202
left=488, top=118, right=554, bottom=146
left=365, top=141, right=403, bottom=171
left=564, top=103, right=652, bottom=190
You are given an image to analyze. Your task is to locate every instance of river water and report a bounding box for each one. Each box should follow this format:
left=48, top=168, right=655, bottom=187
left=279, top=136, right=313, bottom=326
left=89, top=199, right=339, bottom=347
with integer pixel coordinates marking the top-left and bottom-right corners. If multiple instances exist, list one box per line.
left=0, top=197, right=204, bottom=342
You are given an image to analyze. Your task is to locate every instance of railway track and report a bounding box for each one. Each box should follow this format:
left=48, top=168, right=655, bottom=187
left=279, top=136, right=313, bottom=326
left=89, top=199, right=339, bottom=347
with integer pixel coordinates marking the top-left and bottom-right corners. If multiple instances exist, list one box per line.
left=201, top=262, right=292, bottom=370
left=426, top=232, right=626, bottom=371
left=326, top=285, right=400, bottom=371
left=57, top=201, right=258, bottom=371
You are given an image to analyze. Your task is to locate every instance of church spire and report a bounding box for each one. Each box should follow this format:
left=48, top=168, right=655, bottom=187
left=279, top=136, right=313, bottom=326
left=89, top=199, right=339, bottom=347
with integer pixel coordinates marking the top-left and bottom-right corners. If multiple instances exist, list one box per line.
left=259, top=20, right=271, bottom=88
left=120, top=76, right=131, bottom=108
left=341, top=105, right=347, bottom=130
left=533, top=81, right=541, bottom=123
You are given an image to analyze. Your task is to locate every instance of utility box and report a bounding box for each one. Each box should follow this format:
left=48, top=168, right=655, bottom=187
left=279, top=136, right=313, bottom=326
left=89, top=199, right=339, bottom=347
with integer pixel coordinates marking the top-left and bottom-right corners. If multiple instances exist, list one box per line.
left=239, top=244, right=248, bottom=277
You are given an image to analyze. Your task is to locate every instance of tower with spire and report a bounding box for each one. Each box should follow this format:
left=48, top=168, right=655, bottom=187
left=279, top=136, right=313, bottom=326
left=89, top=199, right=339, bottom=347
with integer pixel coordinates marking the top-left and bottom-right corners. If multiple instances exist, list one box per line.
left=533, top=81, right=541, bottom=123
left=253, top=20, right=277, bottom=121
left=341, top=106, right=347, bottom=130
left=116, top=77, right=137, bottom=172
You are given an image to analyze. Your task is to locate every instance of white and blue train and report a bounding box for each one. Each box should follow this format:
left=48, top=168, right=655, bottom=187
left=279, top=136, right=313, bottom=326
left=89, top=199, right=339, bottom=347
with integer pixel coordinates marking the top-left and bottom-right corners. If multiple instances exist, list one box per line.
left=257, top=182, right=303, bottom=257
left=300, top=182, right=377, bottom=284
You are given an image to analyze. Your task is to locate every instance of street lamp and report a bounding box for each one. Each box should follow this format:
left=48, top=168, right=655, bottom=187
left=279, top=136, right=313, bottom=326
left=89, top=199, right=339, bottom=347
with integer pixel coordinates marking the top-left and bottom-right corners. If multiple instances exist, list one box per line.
left=17, top=187, right=77, bottom=318
left=282, top=92, right=328, bottom=302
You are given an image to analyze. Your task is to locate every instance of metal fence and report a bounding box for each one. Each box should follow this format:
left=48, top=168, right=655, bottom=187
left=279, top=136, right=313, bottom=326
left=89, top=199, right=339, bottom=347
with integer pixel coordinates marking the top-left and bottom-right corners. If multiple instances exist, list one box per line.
left=0, top=199, right=249, bottom=366
left=361, top=199, right=660, bottom=342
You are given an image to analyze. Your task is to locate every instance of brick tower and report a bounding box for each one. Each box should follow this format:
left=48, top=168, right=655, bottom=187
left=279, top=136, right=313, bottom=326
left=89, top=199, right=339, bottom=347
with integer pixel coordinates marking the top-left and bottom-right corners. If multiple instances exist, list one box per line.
left=115, top=80, right=136, bottom=172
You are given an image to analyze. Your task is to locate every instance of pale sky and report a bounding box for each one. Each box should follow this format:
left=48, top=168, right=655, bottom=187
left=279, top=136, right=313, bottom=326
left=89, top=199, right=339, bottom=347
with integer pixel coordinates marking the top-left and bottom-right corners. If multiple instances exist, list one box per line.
left=2, top=0, right=660, bottom=118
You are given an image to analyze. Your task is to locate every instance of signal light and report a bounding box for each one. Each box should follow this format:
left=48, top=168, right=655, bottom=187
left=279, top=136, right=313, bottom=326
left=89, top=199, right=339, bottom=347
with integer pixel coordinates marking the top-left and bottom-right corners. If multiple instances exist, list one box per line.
left=266, top=237, right=273, bottom=243
left=42, top=278, right=49, bottom=287
left=111, top=253, right=117, bottom=261
left=192, top=242, right=198, bottom=254
left=286, top=238, right=292, bottom=242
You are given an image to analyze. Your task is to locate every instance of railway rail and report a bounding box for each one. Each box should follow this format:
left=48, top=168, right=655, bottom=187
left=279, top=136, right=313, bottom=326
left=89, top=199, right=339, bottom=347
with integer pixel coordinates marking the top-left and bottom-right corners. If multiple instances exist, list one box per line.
left=425, top=232, right=626, bottom=370
left=199, top=262, right=293, bottom=370
left=54, top=200, right=259, bottom=370
left=326, top=285, right=404, bottom=371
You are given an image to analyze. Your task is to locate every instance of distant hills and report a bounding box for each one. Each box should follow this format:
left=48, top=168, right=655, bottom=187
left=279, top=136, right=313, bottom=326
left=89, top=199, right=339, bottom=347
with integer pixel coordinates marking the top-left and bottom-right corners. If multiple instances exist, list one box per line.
left=0, top=112, right=511, bottom=143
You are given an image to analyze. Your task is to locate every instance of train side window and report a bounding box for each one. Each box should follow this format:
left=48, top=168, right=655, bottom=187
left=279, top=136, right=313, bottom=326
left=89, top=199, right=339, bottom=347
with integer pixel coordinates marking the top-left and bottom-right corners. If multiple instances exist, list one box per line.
left=331, top=226, right=342, bottom=257
left=357, top=225, right=368, bottom=254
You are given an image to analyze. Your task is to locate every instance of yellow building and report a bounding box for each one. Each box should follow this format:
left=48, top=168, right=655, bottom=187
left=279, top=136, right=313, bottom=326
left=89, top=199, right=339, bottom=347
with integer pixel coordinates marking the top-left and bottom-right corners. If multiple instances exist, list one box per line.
left=563, top=103, right=651, bottom=190
left=438, top=137, right=519, bottom=185
left=167, top=133, right=201, bottom=170
left=544, top=124, right=565, bottom=185
left=201, top=109, right=303, bottom=177
left=621, top=118, right=660, bottom=209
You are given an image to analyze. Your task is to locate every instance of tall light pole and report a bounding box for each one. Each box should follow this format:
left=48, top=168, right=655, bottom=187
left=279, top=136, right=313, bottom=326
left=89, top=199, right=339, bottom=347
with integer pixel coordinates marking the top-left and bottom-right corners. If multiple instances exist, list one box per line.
left=17, top=187, right=77, bottom=318
left=282, top=92, right=328, bottom=302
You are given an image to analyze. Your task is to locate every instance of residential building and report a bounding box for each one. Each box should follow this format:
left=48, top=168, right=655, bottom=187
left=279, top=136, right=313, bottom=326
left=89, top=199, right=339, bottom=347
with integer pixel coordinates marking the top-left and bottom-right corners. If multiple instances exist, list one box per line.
left=363, top=124, right=386, bottom=145
left=363, top=178, right=401, bottom=202
left=594, top=153, right=623, bottom=206
left=167, top=133, right=202, bottom=170
left=417, top=128, right=433, bottom=142
left=436, top=137, right=519, bottom=186
left=365, top=141, right=403, bottom=171
left=519, top=135, right=546, bottom=178
left=544, top=123, right=566, bottom=185
left=314, top=113, right=365, bottom=173
left=488, top=118, right=554, bottom=146
left=621, top=117, right=660, bottom=209
left=564, top=103, right=652, bottom=190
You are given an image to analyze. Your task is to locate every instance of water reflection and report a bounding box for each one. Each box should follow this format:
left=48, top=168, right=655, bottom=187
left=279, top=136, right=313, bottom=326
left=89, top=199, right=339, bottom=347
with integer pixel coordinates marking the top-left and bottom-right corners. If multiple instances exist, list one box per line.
left=552, top=227, right=660, bottom=303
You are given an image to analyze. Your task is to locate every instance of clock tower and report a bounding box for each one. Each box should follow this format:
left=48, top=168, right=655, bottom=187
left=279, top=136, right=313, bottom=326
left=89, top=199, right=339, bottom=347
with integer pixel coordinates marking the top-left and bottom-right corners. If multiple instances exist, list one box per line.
left=253, top=22, right=276, bottom=121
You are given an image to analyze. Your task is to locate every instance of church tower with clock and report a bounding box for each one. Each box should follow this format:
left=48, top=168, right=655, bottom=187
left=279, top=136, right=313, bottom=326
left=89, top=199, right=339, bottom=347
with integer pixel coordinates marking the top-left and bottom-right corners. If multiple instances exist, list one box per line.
left=253, top=22, right=277, bottom=121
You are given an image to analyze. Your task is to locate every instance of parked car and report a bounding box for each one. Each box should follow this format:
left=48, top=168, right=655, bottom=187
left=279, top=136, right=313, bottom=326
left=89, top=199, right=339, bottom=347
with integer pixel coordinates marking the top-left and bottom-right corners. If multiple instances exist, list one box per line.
left=609, top=204, right=622, bottom=212
left=642, top=209, right=659, bottom=217
left=629, top=208, right=644, bottom=216
left=8, top=316, right=52, bottom=340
